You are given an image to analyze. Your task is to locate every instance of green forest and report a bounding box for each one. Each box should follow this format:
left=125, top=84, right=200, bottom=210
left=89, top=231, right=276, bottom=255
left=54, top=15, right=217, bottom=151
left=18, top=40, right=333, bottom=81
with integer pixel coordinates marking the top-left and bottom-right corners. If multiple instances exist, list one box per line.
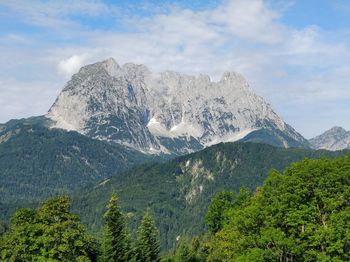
left=70, top=142, right=345, bottom=251
left=1, top=154, right=349, bottom=261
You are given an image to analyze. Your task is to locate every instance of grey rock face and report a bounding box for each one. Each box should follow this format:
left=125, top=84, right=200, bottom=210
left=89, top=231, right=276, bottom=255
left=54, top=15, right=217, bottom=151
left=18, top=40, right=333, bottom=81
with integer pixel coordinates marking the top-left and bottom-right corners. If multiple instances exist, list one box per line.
left=47, top=58, right=308, bottom=154
left=309, top=126, right=350, bottom=151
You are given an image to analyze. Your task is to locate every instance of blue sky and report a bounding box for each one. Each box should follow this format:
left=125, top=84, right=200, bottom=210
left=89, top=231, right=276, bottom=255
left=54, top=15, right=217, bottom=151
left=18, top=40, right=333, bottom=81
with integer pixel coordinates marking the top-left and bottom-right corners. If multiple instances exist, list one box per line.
left=0, top=0, right=350, bottom=138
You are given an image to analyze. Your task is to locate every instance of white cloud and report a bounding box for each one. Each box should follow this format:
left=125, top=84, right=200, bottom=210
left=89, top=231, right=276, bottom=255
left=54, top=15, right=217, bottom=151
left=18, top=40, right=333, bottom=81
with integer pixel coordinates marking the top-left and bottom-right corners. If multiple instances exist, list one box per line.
left=58, top=55, right=87, bottom=79
left=210, top=0, right=283, bottom=43
left=1, top=0, right=350, bottom=137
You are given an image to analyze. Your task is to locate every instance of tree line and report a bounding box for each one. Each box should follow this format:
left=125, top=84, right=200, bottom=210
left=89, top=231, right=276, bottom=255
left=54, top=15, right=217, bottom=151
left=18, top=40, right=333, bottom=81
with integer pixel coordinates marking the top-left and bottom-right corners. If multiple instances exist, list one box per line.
left=0, top=194, right=160, bottom=261
left=1, top=154, right=350, bottom=261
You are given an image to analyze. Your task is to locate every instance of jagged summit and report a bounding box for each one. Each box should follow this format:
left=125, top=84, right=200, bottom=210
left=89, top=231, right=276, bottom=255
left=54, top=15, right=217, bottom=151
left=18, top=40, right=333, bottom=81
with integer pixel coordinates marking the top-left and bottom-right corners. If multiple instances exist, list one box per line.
left=309, top=126, right=350, bottom=151
left=101, top=57, right=121, bottom=76
left=326, top=126, right=347, bottom=134
left=47, top=58, right=308, bottom=154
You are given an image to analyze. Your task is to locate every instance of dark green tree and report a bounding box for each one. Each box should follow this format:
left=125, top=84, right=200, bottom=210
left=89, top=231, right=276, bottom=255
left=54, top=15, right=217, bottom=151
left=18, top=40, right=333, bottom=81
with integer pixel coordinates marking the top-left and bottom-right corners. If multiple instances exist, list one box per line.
left=135, top=212, right=160, bottom=262
left=205, top=191, right=234, bottom=233
left=102, top=193, right=130, bottom=262
left=0, top=220, right=8, bottom=236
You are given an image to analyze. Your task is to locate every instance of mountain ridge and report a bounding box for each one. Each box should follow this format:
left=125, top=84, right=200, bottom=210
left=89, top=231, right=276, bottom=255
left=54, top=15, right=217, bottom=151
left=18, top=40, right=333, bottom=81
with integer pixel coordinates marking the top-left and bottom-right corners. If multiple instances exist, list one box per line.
left=309, top=126, right=350, bottom=151
left=47, top=58, right=308, bottom=154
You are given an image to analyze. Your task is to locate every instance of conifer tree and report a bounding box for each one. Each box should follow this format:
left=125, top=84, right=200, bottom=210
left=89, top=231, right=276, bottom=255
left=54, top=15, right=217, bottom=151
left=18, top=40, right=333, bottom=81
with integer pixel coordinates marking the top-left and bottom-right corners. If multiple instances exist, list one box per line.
left=102, top=193, right=130, bottom=262
left=135, top=212, right=160, bottom=262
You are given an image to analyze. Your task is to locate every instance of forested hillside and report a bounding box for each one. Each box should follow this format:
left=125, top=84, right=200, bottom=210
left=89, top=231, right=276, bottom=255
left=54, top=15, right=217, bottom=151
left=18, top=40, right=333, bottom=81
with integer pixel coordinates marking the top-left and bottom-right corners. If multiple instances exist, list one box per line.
left=0, top=118, right=347, bottom=252
left=0, top=121, right=154, bottom=218
left=2, top=152, right=349, bottom=261
left=171, top=155, right=350, bottom=261
left=72, top=142, right=346, bottom=250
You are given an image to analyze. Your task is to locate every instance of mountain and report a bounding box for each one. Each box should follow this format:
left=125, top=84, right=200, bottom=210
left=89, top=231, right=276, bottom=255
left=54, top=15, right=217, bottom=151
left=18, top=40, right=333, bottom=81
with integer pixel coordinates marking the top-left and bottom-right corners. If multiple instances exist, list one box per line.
left=0, top=118, right=154, bottom=217
left=47, top=58, right=308, bottom=155
left=309, top=126, right=350, bottom=151
left=71, top=142, right=345, bottom=250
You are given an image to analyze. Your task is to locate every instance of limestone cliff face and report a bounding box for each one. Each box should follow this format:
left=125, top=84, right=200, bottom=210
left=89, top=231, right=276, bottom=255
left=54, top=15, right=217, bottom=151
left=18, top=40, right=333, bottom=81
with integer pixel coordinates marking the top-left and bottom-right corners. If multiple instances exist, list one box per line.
left=48, top=58, right=307, bottom=154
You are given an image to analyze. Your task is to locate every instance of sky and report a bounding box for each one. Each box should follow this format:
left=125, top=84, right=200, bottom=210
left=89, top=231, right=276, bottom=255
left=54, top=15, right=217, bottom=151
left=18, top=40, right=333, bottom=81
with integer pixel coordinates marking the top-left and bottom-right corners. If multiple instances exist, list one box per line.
left=0, top=0, right=350, bottom=138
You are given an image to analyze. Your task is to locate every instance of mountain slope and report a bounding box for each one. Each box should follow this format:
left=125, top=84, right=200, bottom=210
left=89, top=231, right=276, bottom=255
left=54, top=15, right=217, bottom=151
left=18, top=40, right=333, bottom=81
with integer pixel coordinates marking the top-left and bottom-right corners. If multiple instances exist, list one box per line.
left=0, top=119, right=154, bottom=206
left=72, top=142, right=345, bottom=250
left=309, top=126, right=350, bottom=150
left=47, top=58, right=308, bottom=154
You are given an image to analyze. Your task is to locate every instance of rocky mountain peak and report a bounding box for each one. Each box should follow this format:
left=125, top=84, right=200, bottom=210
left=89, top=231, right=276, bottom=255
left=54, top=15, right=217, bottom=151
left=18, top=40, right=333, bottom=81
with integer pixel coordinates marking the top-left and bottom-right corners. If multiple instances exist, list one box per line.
left=309, top=126, right=350, bottom=151
left=326, top=126, right=347, bottom=135
left=47, top=58, right=308, bottom=154
left=100, top=57, right=121, bottom=76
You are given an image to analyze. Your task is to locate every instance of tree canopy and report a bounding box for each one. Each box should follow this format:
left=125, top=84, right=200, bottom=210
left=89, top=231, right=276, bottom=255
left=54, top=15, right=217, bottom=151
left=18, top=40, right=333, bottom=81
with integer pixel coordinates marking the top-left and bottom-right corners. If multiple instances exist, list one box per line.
left=2, top=152, right=350, bottom=261
left=0, top=196, right=98, bottom=261
left=207, top=155, right=350, bottom=261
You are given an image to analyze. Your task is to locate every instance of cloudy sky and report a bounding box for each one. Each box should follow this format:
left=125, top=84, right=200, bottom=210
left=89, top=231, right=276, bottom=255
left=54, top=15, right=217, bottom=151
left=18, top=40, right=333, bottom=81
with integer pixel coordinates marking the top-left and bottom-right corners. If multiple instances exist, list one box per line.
left=0, top=0, right=350, bottom=138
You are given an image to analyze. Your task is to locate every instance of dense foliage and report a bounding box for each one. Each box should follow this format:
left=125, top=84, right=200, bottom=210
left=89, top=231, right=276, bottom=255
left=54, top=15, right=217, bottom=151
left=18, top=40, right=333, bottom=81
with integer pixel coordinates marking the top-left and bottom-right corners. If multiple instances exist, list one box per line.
left=205, top=191, right=234, bottom=234
left=1, top=119, right=348, bottom=254
left=0, top=196, right=99, bottom=261
left=0, top=195, right=161, bottom=262
left=171, top=154, right=350, bottom=261
left=1, top=149, right=350, bottom=261
left=235, top=156, right=348, bottom=260
left=0, top=121, right=154, bottom=220
left=72, top=142, right=345, bottom=250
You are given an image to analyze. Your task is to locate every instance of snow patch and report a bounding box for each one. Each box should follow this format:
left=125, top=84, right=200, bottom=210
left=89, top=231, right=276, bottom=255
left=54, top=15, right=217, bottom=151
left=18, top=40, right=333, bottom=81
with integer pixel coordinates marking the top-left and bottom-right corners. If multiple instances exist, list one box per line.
left=147, top=117, right=170, bottom=137
left=205, top=128, right=258, bottom=147
left=169, top=120, right=203, bottom=138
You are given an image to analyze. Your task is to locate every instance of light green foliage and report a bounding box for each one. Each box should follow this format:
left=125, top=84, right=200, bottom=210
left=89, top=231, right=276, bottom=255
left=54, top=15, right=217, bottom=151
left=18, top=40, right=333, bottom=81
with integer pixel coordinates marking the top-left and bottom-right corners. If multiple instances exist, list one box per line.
left=0, top=208, right=39, bottom=261
left=0, top=196, right=98, bottom=261
left=135, top=213, right=160, bottom=262
left=205, top=188, right=251, bottom=234
left=207, top=155, right=350, bottom=261
left=102, top=193, right=130, bottom=262
left=232, top=187, right=251, bottom=208
left=205, top=191, right=234, bottom=233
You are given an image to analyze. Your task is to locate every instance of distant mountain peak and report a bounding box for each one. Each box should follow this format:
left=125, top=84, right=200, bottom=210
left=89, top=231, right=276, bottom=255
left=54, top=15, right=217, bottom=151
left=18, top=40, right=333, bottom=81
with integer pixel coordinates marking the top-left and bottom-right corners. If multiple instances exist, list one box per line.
left=327, top=126, right=347, bottom=133
left=309, top=126, right=350, bottom=151
left=47, top=58, right=308, bottom=154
